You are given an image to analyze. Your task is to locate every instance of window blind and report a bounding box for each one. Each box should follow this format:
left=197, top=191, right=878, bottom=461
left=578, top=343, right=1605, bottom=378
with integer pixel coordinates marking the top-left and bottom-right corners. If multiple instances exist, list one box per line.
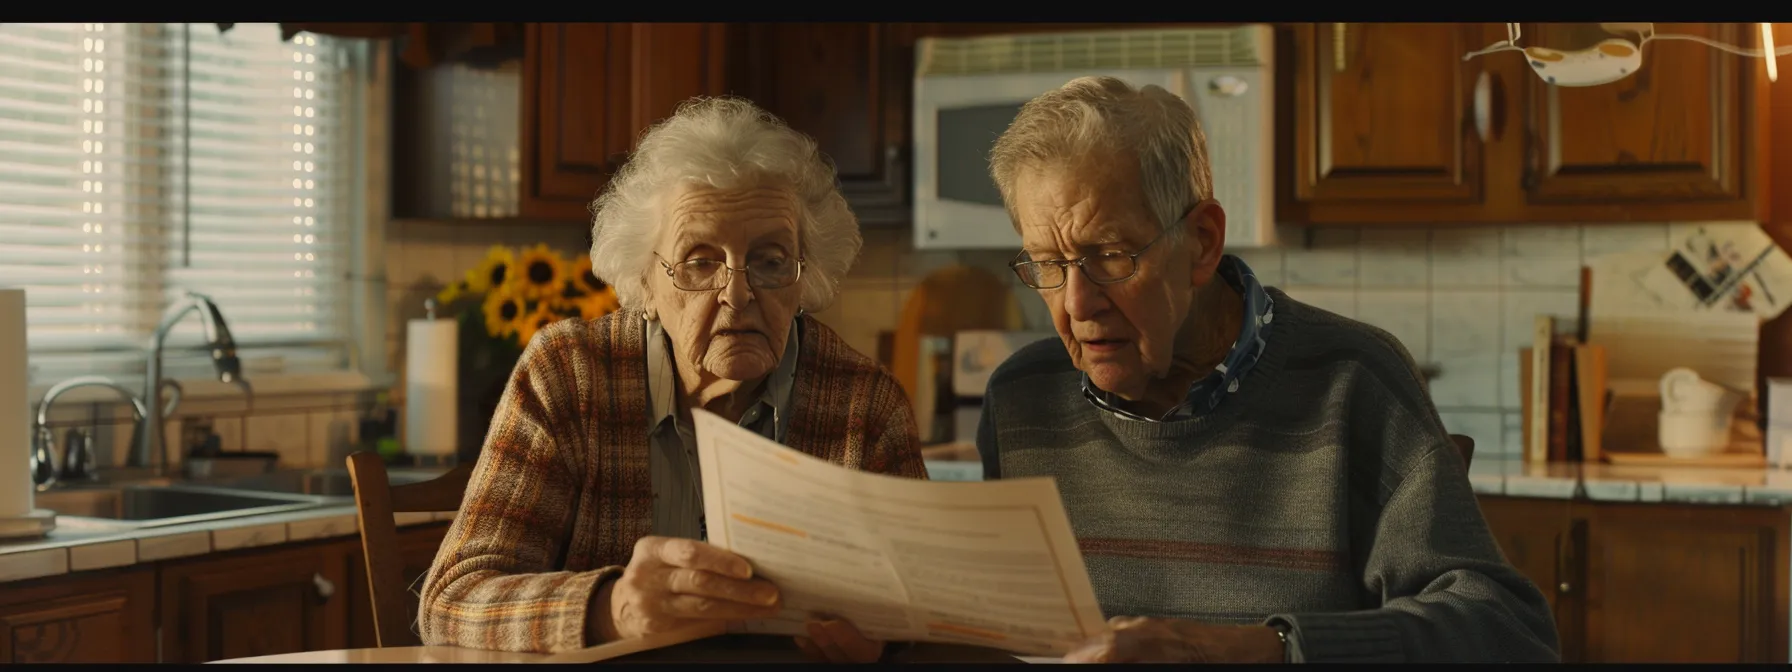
left=0, top=23, right=363, bottom=380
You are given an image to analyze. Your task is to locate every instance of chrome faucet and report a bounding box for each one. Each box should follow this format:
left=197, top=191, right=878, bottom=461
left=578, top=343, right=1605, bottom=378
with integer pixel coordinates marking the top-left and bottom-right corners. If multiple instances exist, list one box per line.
left=131, top=290, right=251, bottom=473
left=30, top=376, right=150, bottom=490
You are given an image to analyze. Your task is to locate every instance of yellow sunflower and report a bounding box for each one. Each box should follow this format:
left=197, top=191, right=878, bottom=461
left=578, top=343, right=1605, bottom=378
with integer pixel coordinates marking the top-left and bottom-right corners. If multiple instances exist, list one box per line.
left=480, top=283, right=525, bottom=338
left=512, top=302, right=564, bottom=348
left=569, top=254, right=608, bottom=296
left=467, top=246, right=516, bottom=294
left=576, top=286, right=621, bottom=321
left=515, top=244, right=567, bottom=301
left=434, top=278, right=471, bottom=307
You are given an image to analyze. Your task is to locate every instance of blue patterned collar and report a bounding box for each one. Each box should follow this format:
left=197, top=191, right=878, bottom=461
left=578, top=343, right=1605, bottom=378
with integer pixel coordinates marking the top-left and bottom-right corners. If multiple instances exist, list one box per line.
left=1082, top=254, right=1275, bottom=422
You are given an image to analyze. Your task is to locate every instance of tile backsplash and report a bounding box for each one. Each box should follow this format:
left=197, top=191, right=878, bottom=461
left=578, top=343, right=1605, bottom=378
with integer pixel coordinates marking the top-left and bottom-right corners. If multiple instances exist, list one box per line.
left=50, top=217, right=1720, bottom=472
left=378, top=218, right=1714, bottom=461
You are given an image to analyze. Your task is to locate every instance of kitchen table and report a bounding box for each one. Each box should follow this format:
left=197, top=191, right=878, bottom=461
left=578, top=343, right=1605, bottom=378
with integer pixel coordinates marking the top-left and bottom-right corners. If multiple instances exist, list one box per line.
left=208, top=634, right=1037, bottom=664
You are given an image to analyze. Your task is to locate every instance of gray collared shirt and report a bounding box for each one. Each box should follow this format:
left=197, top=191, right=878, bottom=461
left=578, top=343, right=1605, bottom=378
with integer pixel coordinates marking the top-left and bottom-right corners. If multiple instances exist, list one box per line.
left=644, top=318, right=801, bottom=541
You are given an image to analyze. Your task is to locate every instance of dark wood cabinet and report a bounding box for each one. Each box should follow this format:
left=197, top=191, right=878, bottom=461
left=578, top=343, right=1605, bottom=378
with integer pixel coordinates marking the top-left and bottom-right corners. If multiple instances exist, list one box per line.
left=0, top=523, right=452, bottom=663
left=1516, top=23, right=1757, bottom=217
left=725, top=23, right=914, bottom=225
left=158, top=540, right=353, bottom=663
left=1480, top=496, right=1790, bottom=663
left=1281, top=22, right=1767, bottom=225
left=1285, top=23, right=1494, bottom=212
left=1479, top=495, right=1586, bottom=661
left=520, top=23, right=641, bottom=221
left=513, top=22, right=1186, bottom=227
left=1581, top=503, right=1785, bottom=662
left=515, top=22, right=731, bottom=221
left=400, top=22, right=1770, bottom=228
left=0, top=567, right=157, bottom=663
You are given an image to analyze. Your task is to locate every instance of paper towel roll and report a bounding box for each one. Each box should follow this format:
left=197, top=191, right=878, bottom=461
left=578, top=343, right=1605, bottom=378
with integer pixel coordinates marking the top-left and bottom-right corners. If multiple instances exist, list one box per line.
left=0, top=289, right=32, bottom=518
left=404, top=318, right=459, bottom=458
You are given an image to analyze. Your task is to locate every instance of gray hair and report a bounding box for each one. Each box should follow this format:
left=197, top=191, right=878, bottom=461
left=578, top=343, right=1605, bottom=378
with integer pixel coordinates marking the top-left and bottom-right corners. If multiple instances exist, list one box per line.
left=589, top=96, right=861, bottom=313
left=988, top=76, right=1212, bottom=244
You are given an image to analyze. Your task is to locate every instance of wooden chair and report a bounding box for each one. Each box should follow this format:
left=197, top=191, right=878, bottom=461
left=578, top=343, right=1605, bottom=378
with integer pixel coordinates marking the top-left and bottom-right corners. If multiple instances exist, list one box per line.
left=346, top=451, right=476, bottom=648
left=1450, top=434, right=1476, bottom=469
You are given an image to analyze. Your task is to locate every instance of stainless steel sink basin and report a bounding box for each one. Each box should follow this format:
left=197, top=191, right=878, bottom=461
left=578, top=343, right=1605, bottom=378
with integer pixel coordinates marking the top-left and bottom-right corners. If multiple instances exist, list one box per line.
left=36, top=484, right=335, bottom=529
left=206, top=468, right=438, bottom=498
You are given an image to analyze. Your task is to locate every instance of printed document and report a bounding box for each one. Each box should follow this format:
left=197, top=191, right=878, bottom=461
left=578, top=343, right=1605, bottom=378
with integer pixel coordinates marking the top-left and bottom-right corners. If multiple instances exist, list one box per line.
left=691, top=408, right=1107, bottom=656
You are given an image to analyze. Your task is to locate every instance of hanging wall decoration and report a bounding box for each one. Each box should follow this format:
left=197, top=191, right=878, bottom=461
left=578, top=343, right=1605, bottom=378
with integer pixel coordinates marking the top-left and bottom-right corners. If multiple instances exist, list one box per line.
left=1463, top=23, right=1788, bottom=87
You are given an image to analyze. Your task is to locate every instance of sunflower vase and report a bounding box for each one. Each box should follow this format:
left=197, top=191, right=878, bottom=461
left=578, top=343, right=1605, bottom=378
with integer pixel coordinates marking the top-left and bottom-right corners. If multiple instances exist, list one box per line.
left=432, top=244, right=622, bottom=461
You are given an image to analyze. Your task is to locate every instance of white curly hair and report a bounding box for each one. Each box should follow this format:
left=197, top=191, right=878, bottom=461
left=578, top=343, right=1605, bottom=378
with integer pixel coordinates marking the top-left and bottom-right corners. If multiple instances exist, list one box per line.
left=588, top=96, right=862, bottom=314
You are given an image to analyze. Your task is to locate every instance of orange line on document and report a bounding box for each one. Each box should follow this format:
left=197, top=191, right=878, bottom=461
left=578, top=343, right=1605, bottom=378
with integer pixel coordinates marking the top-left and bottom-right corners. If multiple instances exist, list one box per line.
left=926, top=622, right=1007, bottom=641
left=730, top=513, right=808, bottom=538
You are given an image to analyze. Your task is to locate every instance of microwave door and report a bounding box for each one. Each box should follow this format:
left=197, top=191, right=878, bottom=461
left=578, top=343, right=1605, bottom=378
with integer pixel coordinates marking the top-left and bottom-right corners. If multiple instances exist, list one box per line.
left=913, top=70, right=1185, bottom=250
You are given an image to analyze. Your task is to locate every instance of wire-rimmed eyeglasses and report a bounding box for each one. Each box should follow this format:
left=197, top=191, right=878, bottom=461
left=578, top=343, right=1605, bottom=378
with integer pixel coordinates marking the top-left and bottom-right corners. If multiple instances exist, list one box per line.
left=655, top=253, right=805, bottom=292
left=1008, top=226, right=1171, bottom=290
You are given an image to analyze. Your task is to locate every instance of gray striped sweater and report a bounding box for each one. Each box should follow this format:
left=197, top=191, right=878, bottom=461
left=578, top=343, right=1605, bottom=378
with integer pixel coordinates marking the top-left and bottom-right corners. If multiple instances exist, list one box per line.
left=975, top=289, right=1559, bottom=663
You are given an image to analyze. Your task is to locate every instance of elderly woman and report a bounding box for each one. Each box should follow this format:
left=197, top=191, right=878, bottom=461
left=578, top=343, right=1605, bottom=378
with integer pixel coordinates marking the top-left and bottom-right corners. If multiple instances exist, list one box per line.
left=417, top=97, right=925, bottom=662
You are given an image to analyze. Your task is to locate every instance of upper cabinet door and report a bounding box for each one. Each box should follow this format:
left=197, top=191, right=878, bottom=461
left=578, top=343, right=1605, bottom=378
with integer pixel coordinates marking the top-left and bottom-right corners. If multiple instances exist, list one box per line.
left=1517, top=22, right=1763, bottom=221
left=1285, top=23, right=1493, bottom=221
left=519, top=23, right=728, bottom=222
left=520, top=23, right=636, bottom=221
left=727, top=23, right=911, bottom=225
left=629, top=24, right=728, bottom=134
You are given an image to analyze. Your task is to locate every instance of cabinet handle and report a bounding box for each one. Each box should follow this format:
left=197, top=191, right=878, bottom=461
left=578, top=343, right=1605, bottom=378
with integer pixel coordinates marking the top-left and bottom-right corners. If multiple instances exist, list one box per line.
left=1333, top=24, right=1347, bottom=72
left=1521, top=129, right=1542, bottom=191
left=1557, top=581, right=1572, bottom=594
left=1473, top=71, right=1492, bottom=144
left=312, top=572, right=336, bottom=601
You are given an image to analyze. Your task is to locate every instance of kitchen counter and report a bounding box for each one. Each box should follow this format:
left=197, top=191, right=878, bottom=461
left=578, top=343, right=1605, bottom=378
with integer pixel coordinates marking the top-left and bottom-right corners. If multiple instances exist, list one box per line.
left=930, top=445, right=1792, bottom=506
left=8, top=456, right=1786, bottom=584
left=0, top=501, right=455, bottom=583
left=1470, top=457, right=1792, bottom=506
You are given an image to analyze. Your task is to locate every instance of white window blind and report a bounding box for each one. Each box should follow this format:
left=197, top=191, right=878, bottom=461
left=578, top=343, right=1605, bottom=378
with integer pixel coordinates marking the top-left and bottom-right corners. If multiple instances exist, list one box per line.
left=0, top=22, right=365, bottom=381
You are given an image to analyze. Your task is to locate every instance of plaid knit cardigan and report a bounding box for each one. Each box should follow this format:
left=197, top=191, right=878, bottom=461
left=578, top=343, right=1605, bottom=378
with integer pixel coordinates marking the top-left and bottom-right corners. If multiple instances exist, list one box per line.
left=417, top=309, right=928, bottom=653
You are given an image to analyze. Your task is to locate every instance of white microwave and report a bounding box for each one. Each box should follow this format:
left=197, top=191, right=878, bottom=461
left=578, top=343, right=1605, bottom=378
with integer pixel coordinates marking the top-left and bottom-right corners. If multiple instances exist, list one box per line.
left=910, top=26, right=1278, bottom=251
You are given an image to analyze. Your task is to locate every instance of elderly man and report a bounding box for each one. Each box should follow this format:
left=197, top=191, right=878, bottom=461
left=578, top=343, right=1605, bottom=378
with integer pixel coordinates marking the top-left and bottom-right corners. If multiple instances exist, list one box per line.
left=975, top=76, right=1559, bottom=664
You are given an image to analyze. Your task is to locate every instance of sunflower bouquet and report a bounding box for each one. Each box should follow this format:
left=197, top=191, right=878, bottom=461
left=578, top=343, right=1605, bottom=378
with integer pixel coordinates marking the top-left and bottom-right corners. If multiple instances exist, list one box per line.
left=434, top=244, right=622, bottom=351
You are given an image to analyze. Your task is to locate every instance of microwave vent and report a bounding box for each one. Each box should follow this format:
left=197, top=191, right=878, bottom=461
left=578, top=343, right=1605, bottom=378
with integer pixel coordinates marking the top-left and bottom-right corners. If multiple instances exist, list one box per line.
left=916, top=26, right=1270, bottom=77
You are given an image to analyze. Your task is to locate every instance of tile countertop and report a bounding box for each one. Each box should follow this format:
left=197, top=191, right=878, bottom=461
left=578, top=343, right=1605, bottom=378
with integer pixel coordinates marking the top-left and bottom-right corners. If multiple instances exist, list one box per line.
left=1469, top=457, right=1792, bottom=507
left=0, top=503, right=456, bottom=583
left=8, top=457, right=1787, bottom=584
left=924, top=448, right=1792, bottom=506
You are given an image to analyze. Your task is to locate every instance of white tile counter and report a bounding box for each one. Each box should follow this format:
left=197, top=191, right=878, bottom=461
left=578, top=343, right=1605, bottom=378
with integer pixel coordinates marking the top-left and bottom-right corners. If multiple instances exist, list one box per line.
left=0, top=504, right=457, bottom=583
left=932, top=452, right=1791, bottom=507
left=1473, top=457, right=1792, bottom=506
left=8, top=457, right=1784, bottom=585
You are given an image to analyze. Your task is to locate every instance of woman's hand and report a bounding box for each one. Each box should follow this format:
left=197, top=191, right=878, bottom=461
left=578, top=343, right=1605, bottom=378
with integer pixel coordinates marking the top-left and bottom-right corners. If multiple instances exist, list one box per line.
left=1063, top=616, right=1284, bottom=663
left=589, top=536, right=783, bottom=642
left=794, top=616, right=885, bottom=663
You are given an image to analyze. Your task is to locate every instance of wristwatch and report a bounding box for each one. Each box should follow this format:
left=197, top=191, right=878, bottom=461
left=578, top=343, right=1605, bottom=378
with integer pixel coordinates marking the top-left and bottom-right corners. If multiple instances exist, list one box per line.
left=1270, top=623, right=1292, bottom=663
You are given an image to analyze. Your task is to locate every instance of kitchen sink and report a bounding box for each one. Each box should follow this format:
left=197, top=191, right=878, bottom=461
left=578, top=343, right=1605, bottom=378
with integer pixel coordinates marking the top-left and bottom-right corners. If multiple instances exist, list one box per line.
left=207, top=467, right=439, bottom=498
left=36, top=484, right=336, bottom=529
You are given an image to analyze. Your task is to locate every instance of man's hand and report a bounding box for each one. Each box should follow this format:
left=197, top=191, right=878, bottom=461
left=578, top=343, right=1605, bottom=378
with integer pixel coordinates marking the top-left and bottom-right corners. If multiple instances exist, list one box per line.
left=794, top=616, right=885, bottom=663
left=587, top=536, right=783, bottom=643
left=1063, top=616, right=1284, bottom=663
